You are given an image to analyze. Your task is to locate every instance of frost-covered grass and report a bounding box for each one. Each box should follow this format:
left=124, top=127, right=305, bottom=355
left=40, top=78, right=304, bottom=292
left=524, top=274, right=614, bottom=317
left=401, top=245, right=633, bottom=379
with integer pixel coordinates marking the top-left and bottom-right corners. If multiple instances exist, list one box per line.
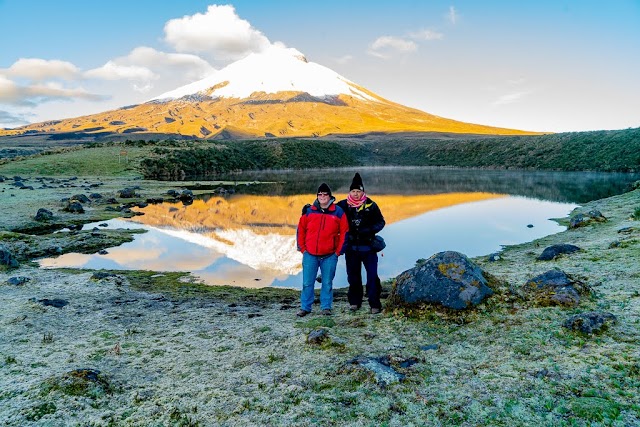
left=1, top=187, right=639, bottom=426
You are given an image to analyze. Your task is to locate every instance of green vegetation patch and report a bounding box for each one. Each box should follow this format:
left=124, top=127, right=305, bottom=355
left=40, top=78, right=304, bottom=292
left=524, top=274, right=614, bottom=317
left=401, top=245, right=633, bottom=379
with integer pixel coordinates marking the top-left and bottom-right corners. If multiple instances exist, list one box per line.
left=139, top=139, right=359, bottom=180
left=116, top=270, right=297, bottom=304
left=0, top=144, right=152, bottom=177
left=41, top=368, right=114, bottom=399
left=570, top=397, right=621, bottom=422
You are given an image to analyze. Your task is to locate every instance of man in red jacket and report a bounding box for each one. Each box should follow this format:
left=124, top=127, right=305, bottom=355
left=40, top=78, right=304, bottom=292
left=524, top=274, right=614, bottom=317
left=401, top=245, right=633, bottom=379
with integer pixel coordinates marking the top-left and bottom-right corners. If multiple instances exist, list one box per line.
left=296, top=183, right=349, bottom=317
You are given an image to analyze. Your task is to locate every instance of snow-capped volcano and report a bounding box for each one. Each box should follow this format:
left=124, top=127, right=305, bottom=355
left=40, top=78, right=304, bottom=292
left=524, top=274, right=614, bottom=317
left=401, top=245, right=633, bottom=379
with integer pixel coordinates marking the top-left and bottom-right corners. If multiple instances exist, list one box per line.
left=152, top=45, right=375, bottom=103
left=1, top=46, right=537, bottom=138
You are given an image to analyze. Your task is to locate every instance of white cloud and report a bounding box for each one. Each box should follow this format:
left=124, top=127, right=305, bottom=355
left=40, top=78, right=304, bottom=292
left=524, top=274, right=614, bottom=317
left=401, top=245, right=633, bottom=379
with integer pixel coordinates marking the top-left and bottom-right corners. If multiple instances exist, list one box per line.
left=492, top=90, right=533, bottom=106
left=126, top=47, right=215, bottom=81
left=163, top=4, right=272, bottom=60
left=368, top=36, right=417, bottom=59
left=448, top=6, right=458, bottom=25
left=3, top=58, right=80, bottom=81
left=84, top=61, right=156, bottom=81
left=0, top=109, right=33, bottom=128
left=333, top=54, right=353, bottom=64
left=409, top=29, right=444, bottom=41
left=0, top=75, right=106, bottom=106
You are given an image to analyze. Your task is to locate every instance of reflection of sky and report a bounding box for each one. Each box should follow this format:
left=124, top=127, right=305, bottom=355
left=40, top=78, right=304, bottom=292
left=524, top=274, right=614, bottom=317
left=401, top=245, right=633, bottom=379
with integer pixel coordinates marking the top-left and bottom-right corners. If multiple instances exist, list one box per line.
left=39, top=196, right=576, bottom=289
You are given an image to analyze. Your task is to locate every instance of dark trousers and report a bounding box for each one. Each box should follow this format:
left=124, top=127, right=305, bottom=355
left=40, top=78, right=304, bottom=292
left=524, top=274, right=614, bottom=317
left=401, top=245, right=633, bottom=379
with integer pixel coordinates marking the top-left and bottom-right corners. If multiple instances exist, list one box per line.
left=345, top=250, right=381, bottom=309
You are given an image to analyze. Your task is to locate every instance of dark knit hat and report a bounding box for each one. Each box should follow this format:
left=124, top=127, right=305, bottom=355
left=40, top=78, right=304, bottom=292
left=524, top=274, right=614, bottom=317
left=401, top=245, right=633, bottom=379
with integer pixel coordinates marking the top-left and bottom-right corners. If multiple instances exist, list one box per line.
left=349, top=173, right=364, bottom=191
left=317, top=182, right=332, bottom=196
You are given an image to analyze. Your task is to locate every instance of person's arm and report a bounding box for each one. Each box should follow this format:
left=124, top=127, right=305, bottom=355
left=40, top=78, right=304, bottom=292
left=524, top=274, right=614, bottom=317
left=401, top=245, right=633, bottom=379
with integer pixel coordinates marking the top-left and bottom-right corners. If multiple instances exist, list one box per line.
left=296, top=214, right=307, bottom=253
left=337, top=211, right=349, bottom=255
left=358, top=202, right=385, bottom=235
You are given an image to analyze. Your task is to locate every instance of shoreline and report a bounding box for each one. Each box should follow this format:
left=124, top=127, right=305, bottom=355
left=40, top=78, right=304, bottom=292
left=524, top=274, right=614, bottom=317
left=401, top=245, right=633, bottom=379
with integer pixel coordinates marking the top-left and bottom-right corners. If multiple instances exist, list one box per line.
left=1, top=176, right=639, bottom=425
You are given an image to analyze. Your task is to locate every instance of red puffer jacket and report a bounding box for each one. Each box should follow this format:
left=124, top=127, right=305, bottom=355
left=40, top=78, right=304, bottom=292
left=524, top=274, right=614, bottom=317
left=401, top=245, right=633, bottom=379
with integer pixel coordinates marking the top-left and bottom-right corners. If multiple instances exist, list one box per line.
left=297, top=201, right=349, bottom=256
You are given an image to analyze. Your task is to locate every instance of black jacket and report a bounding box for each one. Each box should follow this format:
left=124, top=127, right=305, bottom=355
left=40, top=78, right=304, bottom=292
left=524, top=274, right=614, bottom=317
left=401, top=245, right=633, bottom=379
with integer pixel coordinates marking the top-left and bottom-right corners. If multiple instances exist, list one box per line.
left=337, top=197, right=385, bottom=251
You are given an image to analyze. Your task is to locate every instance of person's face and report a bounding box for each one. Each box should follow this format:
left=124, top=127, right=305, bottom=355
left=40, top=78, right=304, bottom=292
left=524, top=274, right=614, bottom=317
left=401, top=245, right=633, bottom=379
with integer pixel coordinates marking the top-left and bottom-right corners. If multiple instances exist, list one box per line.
left=349, top=189, right=364, bottom=200
left=317, top=192, right=331, bottom=205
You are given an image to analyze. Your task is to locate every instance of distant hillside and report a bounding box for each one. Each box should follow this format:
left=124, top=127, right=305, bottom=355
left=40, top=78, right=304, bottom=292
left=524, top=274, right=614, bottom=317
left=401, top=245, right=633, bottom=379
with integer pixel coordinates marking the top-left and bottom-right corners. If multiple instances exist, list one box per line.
left=1, top=128, right=637, bottom=179
left=135, top=127, right=640, bottom=179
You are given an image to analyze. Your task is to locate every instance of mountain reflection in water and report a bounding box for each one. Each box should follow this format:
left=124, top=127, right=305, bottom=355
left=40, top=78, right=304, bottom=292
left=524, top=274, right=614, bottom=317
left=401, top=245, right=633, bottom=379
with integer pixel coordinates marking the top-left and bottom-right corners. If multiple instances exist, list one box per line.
left=40, top=191, right=576, bottom=288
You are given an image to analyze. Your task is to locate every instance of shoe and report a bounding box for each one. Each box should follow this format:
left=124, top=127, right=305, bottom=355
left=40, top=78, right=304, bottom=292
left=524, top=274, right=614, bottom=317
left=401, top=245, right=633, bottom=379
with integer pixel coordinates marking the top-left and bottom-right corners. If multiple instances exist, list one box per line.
left=370, top=308, right=382, bottom=315
left=296, top=310, right=310, bottom=317
left=321, top=309, right=332, bottom=316
left=349, top=305, right=359, bottom=312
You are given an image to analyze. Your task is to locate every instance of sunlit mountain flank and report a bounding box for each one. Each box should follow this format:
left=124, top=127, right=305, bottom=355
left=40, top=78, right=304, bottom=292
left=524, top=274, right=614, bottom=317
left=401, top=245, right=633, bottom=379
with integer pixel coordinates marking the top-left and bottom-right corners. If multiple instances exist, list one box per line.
left=1, top=46, right=539, bottom=139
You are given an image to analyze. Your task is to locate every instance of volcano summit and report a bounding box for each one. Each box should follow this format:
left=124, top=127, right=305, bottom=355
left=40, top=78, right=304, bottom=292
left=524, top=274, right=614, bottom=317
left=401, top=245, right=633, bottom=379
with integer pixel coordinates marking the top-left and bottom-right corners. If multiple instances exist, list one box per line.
left=2, top=46, right=536, bottom=139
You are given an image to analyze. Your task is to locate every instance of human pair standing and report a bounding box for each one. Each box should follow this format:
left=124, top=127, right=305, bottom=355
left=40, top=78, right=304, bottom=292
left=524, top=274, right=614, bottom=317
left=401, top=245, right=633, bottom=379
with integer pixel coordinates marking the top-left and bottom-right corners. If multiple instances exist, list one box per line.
left=296, top=173, right=386, bottom=316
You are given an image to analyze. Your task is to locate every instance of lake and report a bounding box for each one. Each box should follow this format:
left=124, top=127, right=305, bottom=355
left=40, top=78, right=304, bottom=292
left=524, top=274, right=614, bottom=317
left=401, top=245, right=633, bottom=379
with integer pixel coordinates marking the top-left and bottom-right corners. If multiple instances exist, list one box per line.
left=39, top=167, right=640, bottom=288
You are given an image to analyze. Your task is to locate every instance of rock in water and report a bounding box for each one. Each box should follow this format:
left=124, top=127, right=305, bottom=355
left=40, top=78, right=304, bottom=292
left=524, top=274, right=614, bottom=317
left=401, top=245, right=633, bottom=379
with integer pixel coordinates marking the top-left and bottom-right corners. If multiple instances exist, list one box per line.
left=391, top=251, right=494, bottom=310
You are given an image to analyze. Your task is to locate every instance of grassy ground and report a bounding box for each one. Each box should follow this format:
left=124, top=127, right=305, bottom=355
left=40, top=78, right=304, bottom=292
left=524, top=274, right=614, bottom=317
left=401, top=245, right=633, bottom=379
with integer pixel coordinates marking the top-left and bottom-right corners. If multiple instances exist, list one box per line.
left=0, top=159, right=639, bottom=425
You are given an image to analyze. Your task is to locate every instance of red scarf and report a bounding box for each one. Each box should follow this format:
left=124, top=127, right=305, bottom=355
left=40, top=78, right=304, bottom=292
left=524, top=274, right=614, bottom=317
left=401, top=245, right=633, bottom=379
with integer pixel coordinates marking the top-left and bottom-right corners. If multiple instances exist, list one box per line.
left=347, top=192, right=367, bottom=208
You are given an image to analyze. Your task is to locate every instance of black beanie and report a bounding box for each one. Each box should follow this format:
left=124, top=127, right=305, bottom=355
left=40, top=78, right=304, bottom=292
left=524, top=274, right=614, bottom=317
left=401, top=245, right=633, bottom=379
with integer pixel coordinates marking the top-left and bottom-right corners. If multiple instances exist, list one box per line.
left=349, top=173, right=364, bottom=191
left=317, top=182, right=332, bottom=196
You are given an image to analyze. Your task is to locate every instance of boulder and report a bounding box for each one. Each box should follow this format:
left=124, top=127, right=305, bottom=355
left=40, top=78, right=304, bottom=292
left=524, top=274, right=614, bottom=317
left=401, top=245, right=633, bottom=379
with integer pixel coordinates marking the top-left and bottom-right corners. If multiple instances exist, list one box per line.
left=391, top=251, right=494, bottom=310
left=563, top=311, right=616, bottom=334
left=0, top=245, right=20, bottom=268
left=71, top=194, right=90, bottom=203
left=569, top=210, right=607, bottom=229
left=118, top=188, right=138, bottom=198
left=523, top=269, right=583, bottom=307
left=34, top=208, right=54, bottom=222
left=537, top=244, right=581, bottom=261
left=63, top=201, right=84, bottom=213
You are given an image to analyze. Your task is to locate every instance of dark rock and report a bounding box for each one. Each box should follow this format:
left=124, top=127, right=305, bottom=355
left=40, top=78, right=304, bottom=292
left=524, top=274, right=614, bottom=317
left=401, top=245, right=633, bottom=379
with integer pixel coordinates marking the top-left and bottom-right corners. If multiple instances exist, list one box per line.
left=38, top=298, right=69, bottom=308
left=346, top=356, right=406, bottom=386
left=118, top=188, right=138, bottom=198
left=99, top=223, right=108, bottom=227
left=537, top=244, right=581, bottom=261
left=569, top=210, right=607, bottom=229
left=146, top=198, right=164, bottom=204
left=7, top=276, right=30, bottom=286
left=391, top=251, right=494, bottom=310
left=527, top=224, right=534, bottom=228
left=0, top=245, right=20, bottom=268
left=617, top=227, right=635, bottom=234
left=487, top=253, right=501, bottom=262
left=89, top=193, right=103, bottom=199
left=91, top=272, right=118, bottom=280
left=105, top=198, right=118, bottom=204
left=523, top=269, right=582, bottom=307
left=307, top=329, right=330, bottom=345
left=420, top=344, right=439, bottom=351
left=71, top=194, right=90, bottom=203
left=20, top=185, right=34, bottom=190
left=63, top=201, right=84, bottom=213
left=35, top=208, right=54, bottom=222
left=47, top=246, right=63, bottom=255
left=563, top=311, right=616, bottom=334
left=167, top=189, right=180, bottom=197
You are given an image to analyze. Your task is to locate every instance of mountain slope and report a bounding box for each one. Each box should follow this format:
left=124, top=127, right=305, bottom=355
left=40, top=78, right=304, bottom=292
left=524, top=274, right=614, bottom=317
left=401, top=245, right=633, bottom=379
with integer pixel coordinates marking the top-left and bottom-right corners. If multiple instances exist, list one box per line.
left=1, top=46, right=540, bottom=139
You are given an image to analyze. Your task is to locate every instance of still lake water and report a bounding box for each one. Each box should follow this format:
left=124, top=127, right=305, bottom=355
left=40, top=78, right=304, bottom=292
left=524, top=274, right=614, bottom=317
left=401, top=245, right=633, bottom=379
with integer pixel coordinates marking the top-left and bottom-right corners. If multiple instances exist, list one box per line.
left=40, top=167, right=640, bottom=288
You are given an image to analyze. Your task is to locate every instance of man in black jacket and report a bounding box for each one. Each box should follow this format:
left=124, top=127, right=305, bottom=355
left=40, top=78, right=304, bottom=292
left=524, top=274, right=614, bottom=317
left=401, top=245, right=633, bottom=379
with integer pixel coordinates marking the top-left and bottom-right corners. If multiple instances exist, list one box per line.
left=337, top=173, right=386, bottom=314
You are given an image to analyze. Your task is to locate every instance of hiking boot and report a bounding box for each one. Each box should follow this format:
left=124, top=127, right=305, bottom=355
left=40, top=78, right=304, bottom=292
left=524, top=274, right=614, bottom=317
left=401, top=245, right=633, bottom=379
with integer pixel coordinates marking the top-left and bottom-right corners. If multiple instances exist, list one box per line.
left=349, top=305, right=359, bottom=312
left=370, top=308, right=382, bottom=315
left=321, top=309, right=332, bottom=316
left=296, top=309, right=310, bottom=317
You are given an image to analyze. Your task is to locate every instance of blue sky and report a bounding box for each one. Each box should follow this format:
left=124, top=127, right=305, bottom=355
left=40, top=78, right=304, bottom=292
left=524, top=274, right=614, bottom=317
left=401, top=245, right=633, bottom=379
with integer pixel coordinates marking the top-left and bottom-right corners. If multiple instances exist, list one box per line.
left=1, top=0, right=639, bottom=132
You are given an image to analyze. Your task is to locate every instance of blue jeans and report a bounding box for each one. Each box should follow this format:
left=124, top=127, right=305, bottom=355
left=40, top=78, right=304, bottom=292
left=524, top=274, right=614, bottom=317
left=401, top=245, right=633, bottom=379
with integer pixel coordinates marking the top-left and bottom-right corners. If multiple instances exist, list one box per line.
left=300, top=252, right=338, bottom=312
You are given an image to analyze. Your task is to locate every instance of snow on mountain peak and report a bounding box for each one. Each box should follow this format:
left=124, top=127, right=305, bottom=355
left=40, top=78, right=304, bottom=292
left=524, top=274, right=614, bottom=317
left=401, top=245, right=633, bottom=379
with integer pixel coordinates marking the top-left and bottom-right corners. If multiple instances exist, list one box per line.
left=151, top=45, right=375, bottom=102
